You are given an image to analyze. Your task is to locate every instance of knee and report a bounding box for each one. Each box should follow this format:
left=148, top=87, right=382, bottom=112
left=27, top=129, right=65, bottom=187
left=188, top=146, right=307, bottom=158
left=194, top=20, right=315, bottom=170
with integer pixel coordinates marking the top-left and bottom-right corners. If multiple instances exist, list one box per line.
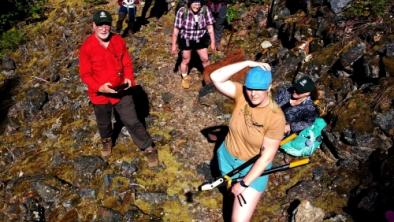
left=201, top=57, right=209, bottom=65
left=181, top=57, right=190, bottom=64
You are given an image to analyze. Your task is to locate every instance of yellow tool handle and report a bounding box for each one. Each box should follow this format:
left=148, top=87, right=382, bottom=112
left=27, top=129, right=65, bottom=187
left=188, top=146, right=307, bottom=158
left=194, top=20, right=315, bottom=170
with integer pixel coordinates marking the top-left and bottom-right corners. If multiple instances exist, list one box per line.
left=280, top=133, right=297, bottom=145
left=289, top=158, right=310, bottom=168
left=224, top=175, right=232, bottom=189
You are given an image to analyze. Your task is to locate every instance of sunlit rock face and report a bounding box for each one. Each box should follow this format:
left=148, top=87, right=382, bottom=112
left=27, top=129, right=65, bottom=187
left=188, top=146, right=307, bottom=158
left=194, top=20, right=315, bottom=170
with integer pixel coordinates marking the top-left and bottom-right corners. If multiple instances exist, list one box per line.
left=0, top=0, right=393, bottom=221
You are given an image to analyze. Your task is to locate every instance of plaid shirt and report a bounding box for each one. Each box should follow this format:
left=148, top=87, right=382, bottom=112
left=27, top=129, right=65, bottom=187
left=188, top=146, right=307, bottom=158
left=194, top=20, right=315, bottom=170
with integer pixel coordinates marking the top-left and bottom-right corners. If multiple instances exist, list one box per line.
left=174, top=6, right=215, bottom=41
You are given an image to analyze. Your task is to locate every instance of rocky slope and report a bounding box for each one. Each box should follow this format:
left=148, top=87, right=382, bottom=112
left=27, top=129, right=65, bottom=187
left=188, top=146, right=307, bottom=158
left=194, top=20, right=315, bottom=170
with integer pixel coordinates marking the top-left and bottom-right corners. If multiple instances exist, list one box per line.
left=0, top=0, right=393, bottom=221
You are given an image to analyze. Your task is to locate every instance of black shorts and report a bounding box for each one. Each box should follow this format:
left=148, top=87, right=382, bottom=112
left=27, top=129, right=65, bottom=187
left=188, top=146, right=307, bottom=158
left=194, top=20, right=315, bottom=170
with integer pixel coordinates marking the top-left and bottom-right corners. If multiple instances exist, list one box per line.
left=178, top=33, right=210, bottom=51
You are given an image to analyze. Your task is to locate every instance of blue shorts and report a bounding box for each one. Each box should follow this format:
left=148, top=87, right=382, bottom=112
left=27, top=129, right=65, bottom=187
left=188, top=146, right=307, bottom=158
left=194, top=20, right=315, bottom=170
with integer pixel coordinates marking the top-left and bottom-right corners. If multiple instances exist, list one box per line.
left=217, top=142, right=272, bottom=192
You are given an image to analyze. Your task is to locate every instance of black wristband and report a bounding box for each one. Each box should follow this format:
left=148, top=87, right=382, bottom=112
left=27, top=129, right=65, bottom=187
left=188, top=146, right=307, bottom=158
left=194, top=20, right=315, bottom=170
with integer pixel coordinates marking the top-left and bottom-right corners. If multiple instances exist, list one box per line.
left=240, top=180, right=249, bottom=188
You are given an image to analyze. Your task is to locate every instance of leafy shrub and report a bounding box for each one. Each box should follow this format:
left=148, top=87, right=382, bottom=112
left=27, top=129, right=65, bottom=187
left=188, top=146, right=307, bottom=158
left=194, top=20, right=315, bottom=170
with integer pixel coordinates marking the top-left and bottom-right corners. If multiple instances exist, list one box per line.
left=226, top=6, right=240, bottom=24
left=0, top=0, right=47, bottom=34
left=0, top=28, right=25, bottom=57
left=344, top=0, right=391, bottom=17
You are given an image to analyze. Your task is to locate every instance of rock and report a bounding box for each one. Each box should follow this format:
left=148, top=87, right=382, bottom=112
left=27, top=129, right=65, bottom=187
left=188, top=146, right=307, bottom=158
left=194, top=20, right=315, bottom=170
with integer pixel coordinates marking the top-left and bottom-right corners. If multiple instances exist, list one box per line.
left=43, top=91, right=70, bottom=113
left=287, top=180, right=323, bottom=200
left=136, top=192, right=172, bottom=204
left=325, top=214, right=349, bottom=222
left=79, top=188, right=97, bottom=199
left=73, top=156, right=107, bottom=184
left=119, top=161, right=138, bottom=178
left=386, top=43, right=394, bottom=57
left=374, top=109, right=394, bottom=136
left=328, top=0, right=353, bottom=14
left=196, top=161, right=214, bottom=181
left=339, top=41, right=366, bottom=69
left=25, top=87, right=48, bottom=118
left=341, top=128, right=357, bottom=145
left=23, top=197, right=45, bottom=222
left=365, top=54, right=381, bottom=79
left=1, top=56, right=16, bottom=71
left=293, top=200, right=325, bottom=222
left=32, top=181, right=60, bottom=203
left=71, top=128, right=91, bottom=147
left=312, top=167, right=324, bottom=181
left=261, top=40, right=273, bottom=49
left=97, top=207, right=122, bottom=222
left=357, top=190, right=379, bottom=212
left=161, top=92, right=174, bottom=104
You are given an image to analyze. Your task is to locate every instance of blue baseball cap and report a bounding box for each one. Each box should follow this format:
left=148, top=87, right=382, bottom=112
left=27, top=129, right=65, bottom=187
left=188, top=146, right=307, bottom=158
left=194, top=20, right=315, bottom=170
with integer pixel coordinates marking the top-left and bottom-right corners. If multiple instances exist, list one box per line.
left=244, top=67, right=272, bottom=90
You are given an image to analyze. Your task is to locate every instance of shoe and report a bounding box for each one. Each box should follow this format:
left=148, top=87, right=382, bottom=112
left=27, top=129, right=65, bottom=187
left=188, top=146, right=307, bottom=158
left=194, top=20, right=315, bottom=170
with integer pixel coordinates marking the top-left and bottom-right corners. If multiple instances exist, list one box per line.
left=181, top=75, right=191, bottom=89
left=143, top=146, right=159, bottom=168
left=101, top=138, right=112, bottom=157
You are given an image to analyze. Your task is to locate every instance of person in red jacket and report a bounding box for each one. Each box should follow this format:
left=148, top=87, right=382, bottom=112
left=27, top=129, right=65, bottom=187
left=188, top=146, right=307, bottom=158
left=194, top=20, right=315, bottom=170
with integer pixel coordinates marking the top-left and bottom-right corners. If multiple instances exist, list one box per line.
left=79, top=10, right=158, bottom=166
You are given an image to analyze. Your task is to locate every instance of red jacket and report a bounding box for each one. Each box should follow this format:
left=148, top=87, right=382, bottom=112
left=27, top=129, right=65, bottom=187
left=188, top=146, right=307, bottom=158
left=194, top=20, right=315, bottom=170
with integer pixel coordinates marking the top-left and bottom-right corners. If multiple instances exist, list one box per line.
left=79, top=33, right=135, bottom=104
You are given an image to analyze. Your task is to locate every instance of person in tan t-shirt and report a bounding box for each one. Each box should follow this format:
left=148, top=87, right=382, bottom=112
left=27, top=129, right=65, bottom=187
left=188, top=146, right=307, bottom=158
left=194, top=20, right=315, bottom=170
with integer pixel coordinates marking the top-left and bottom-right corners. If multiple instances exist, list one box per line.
left=210, top=60, right=285, bottom=221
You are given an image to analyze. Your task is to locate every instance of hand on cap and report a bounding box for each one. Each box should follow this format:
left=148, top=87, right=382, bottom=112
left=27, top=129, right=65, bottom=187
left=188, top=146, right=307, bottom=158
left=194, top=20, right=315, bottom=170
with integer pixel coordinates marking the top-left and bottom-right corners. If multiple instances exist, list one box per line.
left=248, top=61, right=271, bottom=71
left=256, top=62, right=271, bottom=71
left=99, top=82, right=116, bottom=94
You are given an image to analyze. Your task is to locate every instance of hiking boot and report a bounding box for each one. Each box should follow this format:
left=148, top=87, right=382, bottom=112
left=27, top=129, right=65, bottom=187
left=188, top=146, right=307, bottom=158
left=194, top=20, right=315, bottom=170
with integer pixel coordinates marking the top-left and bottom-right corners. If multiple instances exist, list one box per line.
left=143, top=146, right=159, bottom=168
left=181, top=75, right=192, bottom=89
left=101, top=138, right=112, bottom=157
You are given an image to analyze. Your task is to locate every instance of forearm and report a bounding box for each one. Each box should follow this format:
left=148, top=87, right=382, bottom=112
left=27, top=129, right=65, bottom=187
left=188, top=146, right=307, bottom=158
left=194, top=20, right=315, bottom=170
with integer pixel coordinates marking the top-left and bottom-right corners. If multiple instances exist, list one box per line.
left=242, top=153, right=273, bottom=185
left=172, top=28, right=179, bottom=47
left=210, top=60, right=254, bottom=83
left=242, top=139, right=280, bottom=186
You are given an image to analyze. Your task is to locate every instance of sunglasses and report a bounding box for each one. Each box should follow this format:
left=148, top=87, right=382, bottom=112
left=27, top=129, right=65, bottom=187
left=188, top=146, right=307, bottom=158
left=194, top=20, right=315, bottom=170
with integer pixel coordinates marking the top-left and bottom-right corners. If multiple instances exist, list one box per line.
left=95, top=22, right=111, bottom=26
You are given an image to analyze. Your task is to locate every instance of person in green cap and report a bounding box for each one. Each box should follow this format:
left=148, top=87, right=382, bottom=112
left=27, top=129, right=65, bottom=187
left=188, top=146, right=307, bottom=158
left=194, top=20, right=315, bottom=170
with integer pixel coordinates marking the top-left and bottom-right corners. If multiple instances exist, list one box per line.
left=79, top=10, right=159, bottom=167
left=275, top=76, right=318, bottom=135
left=210, top=61, right=285, bottom=221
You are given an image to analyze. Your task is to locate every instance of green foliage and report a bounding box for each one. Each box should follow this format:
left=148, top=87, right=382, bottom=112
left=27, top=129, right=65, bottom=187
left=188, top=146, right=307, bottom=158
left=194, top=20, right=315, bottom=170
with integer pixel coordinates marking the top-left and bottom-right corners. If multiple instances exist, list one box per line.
left=226, top=6, right=240, bottom=24
left=0, top=0, right=47, bottom=34
left=0, top=28, right=25, bottom=57
left=344, top=0, right=391, bottom=17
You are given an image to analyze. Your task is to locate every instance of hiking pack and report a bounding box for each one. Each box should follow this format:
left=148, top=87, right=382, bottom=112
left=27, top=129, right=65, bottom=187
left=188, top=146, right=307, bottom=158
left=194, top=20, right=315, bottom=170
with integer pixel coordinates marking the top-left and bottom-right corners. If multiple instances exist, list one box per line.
left=281, top=117, right=327, bottom=157
left=180, top=5, right=209, bottom=20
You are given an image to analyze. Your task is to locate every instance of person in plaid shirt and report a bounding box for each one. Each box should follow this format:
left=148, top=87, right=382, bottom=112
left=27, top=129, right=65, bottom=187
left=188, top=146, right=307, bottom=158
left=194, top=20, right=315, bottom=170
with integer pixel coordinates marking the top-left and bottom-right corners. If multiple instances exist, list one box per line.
left=171, top=0, right=216, bottom=89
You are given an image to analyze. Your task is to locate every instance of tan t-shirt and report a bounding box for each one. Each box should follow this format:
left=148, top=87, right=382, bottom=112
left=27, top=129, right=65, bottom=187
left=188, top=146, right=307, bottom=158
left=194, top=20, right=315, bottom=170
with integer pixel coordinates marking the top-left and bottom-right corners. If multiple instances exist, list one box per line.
left=225, top=83, right=286, bottom=160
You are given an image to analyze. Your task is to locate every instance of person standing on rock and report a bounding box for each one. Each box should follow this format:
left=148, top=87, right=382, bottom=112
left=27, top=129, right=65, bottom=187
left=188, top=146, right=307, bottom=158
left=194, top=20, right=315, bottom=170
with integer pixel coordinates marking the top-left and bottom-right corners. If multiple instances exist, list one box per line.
left=171, top=0, right=216, bottom=89
left=116, top=0, right=139, bottom=35
left=79, top=10, right=158, bottom=167
left=210, top=61, right=285, bottom=221
left=207, top=0, right=228, bottom=51
left=275, top=76, right=318, bottom=135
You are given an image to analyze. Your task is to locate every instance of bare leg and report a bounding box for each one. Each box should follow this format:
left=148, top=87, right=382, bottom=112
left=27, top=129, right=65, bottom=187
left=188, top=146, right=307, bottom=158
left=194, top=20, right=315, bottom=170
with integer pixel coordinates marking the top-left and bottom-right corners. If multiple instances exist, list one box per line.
left=196, top=48, right=209, bottom=68
left=231, top=188, right=263, bottom=222
left=180, top=50, right=191, bottom=74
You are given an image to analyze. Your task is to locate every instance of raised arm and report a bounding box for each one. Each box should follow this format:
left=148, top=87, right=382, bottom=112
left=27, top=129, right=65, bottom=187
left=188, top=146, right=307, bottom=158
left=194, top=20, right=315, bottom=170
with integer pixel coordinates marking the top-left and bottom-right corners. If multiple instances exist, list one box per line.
left=210, top=60, right=271, bottom=99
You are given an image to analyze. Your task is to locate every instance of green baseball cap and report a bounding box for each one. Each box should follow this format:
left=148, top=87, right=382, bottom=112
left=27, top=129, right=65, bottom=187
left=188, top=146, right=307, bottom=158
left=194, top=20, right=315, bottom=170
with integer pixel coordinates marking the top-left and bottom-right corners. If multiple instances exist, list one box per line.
left=93, top=10, right=112, bottom=25
left=294, top=76, right=315, bottom=93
